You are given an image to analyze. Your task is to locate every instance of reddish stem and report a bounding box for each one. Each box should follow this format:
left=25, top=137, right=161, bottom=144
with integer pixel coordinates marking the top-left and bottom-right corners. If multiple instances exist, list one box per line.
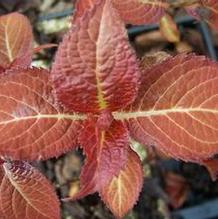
left=97, top=109, right=114, bottom=131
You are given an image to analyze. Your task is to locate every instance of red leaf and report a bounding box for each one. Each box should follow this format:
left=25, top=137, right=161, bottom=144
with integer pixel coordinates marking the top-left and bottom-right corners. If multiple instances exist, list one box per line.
left=73, top=0, right=167, bottom=25
left=112, top=0, right=168, bottom=25
left=52, top=0, right=140, bottom=113
left=114, top=54, right=218, bottom=163
left=0, top=13, right=33, bottom=68
left=0, top=67, right=83, bottom=161
left=9, top=51, right=32, bottom=69
left=73, top=0, right=96, bottom=23
left=186, top=1, right=218, bottom=31
left=164, top=172, right=189, bottom=209
left=69, top=117, right=129, bottom=199
left=100, top=149, right=143, bottom=219
left=201, top=0, right=218, bottom=31
left=202, top=158, right=218, bottom=181
left=0, top=161, right=60, bottom=219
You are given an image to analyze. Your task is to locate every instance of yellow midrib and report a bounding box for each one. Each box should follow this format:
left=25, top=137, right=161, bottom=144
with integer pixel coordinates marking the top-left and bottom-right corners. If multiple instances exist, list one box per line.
left=0, top=113, right=86, bottom=126
left=5, top=18, right=13, bottom=62
left=97, top=131, right=105, bottom=161
left=1, top=108, right=218, bottom=126
left=117, top=174, right=122, bottom=215
left=96, top=75, right=107, bottom=109
left=95, top=3, right=108, bottom=110
left=113, top=108, right=218, bottom=120
left=96, top=130, right=105, bottom=179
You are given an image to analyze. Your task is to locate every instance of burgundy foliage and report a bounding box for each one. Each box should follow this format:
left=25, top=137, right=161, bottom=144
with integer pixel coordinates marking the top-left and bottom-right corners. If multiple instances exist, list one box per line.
left=1, top=0, right=218, bottom=218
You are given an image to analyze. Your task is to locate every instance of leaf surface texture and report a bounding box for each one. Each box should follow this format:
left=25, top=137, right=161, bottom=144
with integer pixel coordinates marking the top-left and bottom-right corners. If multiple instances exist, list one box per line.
left=0, top=13, right=33, bottom=68
left=100, top=149, right=143, bottom=218
left=117, top=54, right=218, bottom=162
left=72, top=117, right=129, bottom=199
left=52, top=0, right=139, bottom=113
left=0, top=161, right=60, bottom=219
left=0, top=68, right=83, bottom=160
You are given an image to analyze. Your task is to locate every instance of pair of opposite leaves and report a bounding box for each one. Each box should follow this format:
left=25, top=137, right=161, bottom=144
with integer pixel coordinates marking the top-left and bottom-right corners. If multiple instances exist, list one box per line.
left=1, top=0, right=218, bottom=219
